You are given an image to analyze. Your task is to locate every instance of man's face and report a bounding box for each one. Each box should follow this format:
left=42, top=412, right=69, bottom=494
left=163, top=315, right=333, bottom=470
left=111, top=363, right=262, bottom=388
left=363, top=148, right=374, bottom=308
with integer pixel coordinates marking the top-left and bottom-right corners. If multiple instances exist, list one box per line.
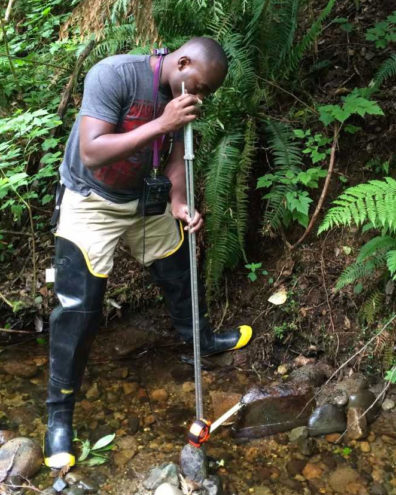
left=169, top=57, right=226, bottom=100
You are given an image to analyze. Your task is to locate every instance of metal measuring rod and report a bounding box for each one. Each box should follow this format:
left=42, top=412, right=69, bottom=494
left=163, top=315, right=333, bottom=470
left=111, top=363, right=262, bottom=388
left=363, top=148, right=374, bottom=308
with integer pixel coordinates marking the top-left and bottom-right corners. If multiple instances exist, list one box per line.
left=182, top=82, right=204, bottom=421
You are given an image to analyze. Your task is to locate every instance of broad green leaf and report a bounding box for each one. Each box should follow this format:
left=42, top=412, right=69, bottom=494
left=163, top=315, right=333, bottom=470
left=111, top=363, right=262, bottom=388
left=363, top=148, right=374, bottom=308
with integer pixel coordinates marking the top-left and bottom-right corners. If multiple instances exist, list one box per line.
left=92, top=433, right=115, bottom=451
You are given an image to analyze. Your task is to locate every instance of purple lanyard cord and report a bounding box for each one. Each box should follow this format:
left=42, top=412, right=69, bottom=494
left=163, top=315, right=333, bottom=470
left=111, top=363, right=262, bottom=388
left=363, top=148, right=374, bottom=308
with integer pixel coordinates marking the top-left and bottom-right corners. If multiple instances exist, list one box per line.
left=152, top=56, right=165, bottom=172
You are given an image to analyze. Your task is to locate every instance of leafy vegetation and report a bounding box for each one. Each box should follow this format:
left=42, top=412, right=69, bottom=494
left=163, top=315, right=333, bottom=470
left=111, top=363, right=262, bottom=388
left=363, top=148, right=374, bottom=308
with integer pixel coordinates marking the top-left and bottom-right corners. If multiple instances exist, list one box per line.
left=319, top=178, right=396, bottom=289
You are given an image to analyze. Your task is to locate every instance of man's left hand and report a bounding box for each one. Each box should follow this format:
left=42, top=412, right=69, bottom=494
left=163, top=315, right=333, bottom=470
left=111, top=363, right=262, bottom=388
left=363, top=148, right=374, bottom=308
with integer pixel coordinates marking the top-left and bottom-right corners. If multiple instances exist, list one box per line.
left=171, top=200, right=203, bottom=233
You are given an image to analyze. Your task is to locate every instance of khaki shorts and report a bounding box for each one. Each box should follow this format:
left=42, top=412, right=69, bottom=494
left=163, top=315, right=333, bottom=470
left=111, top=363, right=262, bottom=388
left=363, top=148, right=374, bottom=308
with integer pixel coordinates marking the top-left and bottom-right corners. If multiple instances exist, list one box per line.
left=56, top=188, right=183, bottom=277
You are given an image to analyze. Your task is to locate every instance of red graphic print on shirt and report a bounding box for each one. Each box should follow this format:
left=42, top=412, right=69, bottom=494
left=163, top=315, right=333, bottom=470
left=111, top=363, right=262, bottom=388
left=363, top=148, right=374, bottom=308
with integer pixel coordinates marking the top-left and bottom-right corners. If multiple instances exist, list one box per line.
left=93, top=100, right=167, bottom=189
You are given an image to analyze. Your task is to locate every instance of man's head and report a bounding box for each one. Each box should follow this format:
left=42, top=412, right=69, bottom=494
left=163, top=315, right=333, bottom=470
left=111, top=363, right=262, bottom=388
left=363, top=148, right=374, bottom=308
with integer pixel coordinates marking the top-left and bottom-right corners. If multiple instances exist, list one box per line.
left=163, top=37, right=228, bottom=99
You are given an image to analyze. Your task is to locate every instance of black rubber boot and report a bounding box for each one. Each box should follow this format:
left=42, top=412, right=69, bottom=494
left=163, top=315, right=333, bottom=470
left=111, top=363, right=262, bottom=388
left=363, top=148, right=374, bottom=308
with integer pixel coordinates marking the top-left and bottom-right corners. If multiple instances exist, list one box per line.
left=150, top=238, right=252, bottom=357
left=44, top=237, right=107, bottom=469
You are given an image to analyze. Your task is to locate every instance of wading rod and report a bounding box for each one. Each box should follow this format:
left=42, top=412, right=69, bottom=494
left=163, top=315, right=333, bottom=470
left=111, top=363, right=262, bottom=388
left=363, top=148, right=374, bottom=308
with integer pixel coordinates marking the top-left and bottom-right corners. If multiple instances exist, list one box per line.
left=182, top=82, right=203, bottom=420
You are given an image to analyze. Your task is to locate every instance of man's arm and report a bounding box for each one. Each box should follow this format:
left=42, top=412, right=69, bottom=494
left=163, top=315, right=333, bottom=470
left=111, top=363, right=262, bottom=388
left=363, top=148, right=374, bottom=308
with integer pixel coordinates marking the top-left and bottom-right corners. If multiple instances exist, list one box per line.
left=80, top=94, right=200, bottom=169
left=165, top=141, right=203, bottom=233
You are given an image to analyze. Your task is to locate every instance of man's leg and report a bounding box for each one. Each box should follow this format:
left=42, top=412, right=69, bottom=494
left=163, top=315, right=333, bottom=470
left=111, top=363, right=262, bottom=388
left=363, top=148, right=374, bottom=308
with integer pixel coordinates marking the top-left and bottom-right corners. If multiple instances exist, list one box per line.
left=149, top=236, right=252, bottom=356
left=45, top=236, right=107, bottom=468
left=45, top=189, right=132, bottom=468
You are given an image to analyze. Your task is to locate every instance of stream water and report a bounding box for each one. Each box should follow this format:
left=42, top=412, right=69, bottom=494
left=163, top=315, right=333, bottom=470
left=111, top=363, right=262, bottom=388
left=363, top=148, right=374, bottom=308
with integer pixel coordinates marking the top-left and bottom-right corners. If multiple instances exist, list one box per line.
left=0, top=312, right=395, bottom=495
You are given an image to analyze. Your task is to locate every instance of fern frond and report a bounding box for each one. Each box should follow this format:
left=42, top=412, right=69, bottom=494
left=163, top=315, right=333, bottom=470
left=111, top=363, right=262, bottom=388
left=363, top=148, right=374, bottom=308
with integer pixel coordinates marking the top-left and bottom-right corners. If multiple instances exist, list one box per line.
left=235, top=118, right=256, bottom=261
left=261, top=120, right=303, bottom=233
left=373, top=54, right=396, bottom=89
left=359, top=290, right=384, bottom=325
left=357, top=236, right=396, bottom=262
left=387, top=250, right=396, bottom=278
left=318, top=177, right=396, bottom=234
left=335, top=253, right=387, bottom=290
left=205, top=130, right=244, bottom=294
left=287, top=0, right=336, bottom=76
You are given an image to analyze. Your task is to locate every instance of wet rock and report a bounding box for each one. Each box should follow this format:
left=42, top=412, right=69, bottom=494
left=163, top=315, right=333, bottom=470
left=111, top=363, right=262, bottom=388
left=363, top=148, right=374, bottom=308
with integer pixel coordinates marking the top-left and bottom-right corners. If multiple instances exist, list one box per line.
left=151, top=388, right=169, bottom=402
left=288, top=426, right=308, bottom=442
left=348, top=390, right=379, bottom=423
left=143, top=463, right=180, bottom=490
left=154, top=483, right=183, bottom=495
left=234, top=384, right=314, bottom=438
left=289, top=362, right=333, bottom=386
left=64, top=488, right=84, bottom=495
left=116, top=435, right=138, bottom=454
left=127, top=414, right=140, bottom=434
left=180, top=444, right=208, bottom=483
left=302, top=463, right=323, bottom=480
left=325, top=433, right=342, bottom=443
left=42, top=488, right=57, bottom=495
left=182, top=381, right=195, bottom=393
left=359, top=441, right=371, bottom=453
left=347, top=407, right=368, bottom=440
left=332, top=389, right=349, bottom=407
left=203, top=475, right=223, bottom=495
left=251, top=487, right=273, bottom=495
left=122, top=381, right=139, bottom=395
left=2, top=360, right=38, bottom=378
left=286, top=458, right=306, bottom=476
left=337, top=373, right=368, bottom=395
left=328, top=466, right=361, bottom=493
left=381, top=399, right=395, bottom=411
left=297, top=436, right=317, bottom=456
left=52, top=477, right=68, bottom=492
left=86, top=382, right=100, bottom=400
left=113, top=448, right=136, bottom=467
left=0, top=430, right=16, bottom=447
left=210, top=391, right=242, bottom=426
left=308, top=404, right=346, bottom=436
left=76, top=477, right=99, bottom=493
left=0, top=437, right=42, bottom=481
left=321, top=452, right=337, bottom=470
left=369, top=482, right=388, bottom=495
left=113, top=327, right=158, bottom=357
left=371, top=411, right=396, bottom=438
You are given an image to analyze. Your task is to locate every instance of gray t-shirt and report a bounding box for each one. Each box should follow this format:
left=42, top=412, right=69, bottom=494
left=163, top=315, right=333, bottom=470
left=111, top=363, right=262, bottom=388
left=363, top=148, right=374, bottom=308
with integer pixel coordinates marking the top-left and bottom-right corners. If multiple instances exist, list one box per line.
left=60, top=54, right=173, bottom=203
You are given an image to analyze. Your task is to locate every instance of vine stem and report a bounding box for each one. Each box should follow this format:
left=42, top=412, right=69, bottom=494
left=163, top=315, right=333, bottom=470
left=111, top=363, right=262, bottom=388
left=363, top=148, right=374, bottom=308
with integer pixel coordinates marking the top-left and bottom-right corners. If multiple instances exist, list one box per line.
left=289, top=124, right=339, bottom=250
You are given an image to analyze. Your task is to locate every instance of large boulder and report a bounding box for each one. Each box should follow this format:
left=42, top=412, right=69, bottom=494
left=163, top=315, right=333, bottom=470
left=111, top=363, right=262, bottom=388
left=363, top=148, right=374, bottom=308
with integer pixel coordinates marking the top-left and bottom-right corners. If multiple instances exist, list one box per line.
left=0, top=437, right=43, bottom=482
left=234, top=383, right=314, bottom=439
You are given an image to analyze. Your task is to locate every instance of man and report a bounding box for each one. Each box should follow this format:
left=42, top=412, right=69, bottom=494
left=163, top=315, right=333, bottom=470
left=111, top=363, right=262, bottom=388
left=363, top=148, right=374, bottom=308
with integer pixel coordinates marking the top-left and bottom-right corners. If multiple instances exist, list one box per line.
left=45, top=37, right=252, bottom=469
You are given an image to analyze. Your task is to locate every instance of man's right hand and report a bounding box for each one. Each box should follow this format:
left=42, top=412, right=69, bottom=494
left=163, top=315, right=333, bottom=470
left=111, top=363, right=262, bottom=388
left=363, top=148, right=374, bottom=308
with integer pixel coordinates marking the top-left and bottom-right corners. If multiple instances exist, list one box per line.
left=157, top=94, right=200, bottom=133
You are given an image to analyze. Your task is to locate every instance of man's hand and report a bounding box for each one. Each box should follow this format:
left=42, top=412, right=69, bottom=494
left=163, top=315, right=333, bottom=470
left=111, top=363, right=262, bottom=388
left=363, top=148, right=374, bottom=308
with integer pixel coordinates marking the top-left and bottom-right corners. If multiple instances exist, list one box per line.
left=157, top=94, right=200, bottom=133
left=171, top=199, right=203, bottom=233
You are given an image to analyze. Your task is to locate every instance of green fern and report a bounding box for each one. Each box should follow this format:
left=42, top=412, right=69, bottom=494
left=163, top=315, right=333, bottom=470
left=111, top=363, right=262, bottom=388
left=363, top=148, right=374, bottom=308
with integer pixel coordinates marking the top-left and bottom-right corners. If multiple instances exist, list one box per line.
left=235, top=118, right=256, bottom=261
left=319, top=177, right=396, bottom=234
left=205, top=131, right=245, bottom=294
left=320, top=178, right=396, bottom=288
left=387, top=250, right=396, bottom=277
left=359, top=290, right=384, bottom=325
left=373, top=53, right=396, bottom=89
left=261, top=120, right=303, bottom=232
left=335, top=253, right=388, bottom=290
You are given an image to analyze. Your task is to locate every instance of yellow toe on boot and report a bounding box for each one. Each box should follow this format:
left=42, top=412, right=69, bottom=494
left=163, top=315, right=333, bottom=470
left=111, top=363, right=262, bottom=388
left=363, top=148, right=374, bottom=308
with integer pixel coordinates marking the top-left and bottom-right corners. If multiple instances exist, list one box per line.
left=231, top=325, right=252, bottom=350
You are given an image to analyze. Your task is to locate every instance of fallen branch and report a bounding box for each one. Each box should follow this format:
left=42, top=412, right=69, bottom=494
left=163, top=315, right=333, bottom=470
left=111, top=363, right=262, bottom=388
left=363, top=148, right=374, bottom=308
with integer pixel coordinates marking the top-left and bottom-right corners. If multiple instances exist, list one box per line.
left=0, top=328, right=35, bottom=334
left=290, top=124, right=339, bottom=250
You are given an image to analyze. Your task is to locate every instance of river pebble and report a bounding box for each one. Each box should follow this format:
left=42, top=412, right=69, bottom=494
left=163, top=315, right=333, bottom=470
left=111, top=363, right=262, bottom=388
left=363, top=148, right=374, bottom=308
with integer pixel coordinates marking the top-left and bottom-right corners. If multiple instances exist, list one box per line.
left=381, top=398, right=394, bottom=411
left=203, top=475, right=223, bottom=495
left=328, top=466, right=361, bottom=493
left=154, top=483, right=183, bottom=495
left=347, top=407, right=368, bottom=440
left=2, top=360, right=38, bottom=378
left=151, top=389, right=169, bottom=402
left=180, top=443, right=208, bottom=483
left=143, top=463, right=180, bottom=490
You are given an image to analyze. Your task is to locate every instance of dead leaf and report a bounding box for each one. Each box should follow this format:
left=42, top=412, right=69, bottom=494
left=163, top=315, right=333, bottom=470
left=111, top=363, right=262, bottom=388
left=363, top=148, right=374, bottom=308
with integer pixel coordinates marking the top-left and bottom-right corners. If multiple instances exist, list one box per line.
left=268, top=287, right=287, bottom=305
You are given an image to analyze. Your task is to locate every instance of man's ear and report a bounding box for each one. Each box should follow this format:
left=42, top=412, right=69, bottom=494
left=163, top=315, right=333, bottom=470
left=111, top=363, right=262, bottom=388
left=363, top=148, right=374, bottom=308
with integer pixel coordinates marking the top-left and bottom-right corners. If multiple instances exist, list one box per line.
left=177, top=55, right=191, bottom=71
